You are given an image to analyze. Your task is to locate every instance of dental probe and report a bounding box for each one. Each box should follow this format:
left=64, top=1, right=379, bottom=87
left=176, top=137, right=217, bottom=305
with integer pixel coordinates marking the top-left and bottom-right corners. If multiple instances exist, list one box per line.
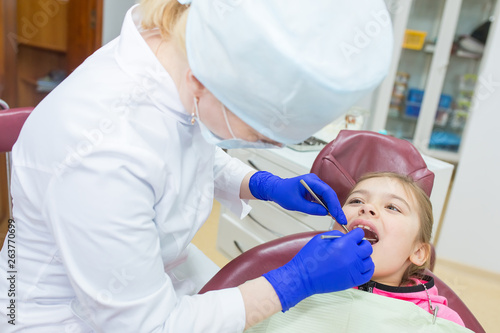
left=320, top=235, right=377, bottom=242
left=299, top=179, right=350, bottom=233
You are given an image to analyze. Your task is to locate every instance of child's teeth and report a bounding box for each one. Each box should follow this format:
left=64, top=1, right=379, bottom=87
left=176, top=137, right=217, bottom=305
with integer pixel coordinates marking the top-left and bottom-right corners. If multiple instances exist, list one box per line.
left=354, top=224, right=373, bottom=231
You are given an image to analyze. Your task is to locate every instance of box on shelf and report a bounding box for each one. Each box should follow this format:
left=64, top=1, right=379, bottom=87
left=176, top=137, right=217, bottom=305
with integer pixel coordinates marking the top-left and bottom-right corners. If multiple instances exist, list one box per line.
left=434, top=94, right=453, bottom=126
left=403, top=30, right=428, bottom=50
left=405, top=88, right=424, bottom=118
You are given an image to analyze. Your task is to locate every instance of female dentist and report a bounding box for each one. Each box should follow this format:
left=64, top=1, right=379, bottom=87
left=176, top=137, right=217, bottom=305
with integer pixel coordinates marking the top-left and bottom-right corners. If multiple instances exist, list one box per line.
left=0, top=0, right=393, bottom=332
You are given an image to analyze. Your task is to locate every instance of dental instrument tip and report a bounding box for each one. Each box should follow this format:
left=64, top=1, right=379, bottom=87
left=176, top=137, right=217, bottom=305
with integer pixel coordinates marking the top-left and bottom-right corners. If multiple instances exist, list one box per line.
left=321, top=235, right=377, bottom=242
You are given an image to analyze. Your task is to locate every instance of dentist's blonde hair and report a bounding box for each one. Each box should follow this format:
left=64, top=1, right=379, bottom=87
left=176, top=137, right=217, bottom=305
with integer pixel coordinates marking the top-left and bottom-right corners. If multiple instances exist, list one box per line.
left=140, top=0, right=189, bottom=56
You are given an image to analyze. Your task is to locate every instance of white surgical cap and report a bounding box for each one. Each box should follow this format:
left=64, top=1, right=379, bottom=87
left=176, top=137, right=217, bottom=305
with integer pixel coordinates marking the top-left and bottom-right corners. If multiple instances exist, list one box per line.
left=184, top=0, right=394, bottom=144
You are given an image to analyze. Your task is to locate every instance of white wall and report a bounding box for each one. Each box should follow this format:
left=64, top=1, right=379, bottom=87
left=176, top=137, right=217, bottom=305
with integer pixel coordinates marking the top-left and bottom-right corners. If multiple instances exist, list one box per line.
left=102, top=0, right=138, bottom=45
left=436, top=4, right=500, bottom=274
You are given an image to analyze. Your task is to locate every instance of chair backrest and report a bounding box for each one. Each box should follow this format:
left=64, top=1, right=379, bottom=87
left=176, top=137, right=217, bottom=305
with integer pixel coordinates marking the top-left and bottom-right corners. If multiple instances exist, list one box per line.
left=311, top=130, right=435, bottom=205
left=200, top=232, right=485, bottom=332
left=0, top=107, right=34, bottom=153
left=0, top=106, right=34, bottom=220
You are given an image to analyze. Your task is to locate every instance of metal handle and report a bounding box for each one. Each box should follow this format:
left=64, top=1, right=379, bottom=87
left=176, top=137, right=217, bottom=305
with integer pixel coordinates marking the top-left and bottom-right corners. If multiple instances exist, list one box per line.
left=5, top=152, right=13, bottom=220
left=247, top=159, right=261, bottom=171
left=247, top=213, right=284, bottom=238
left=233, top=241, right=244, bottom=254
left=0, top=99, right=9, bottom=110
left=300, top=179, right=349, bottom=233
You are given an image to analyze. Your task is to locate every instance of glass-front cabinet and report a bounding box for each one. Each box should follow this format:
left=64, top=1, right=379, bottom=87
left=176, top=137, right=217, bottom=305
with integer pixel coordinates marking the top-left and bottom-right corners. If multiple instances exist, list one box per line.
left=369, top=0, right=498, bottom=163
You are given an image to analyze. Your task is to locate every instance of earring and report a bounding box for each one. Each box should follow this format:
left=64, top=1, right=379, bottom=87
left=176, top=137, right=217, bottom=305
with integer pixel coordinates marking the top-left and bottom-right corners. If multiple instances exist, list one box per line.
left=191, top=97, right=198, bottom=125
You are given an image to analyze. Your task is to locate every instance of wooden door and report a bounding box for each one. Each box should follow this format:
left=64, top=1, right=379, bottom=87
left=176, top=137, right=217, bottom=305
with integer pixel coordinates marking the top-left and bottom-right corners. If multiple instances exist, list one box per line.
left=0, top=2, right=4, bottom=95
left=1, top=0, right=103, bottom=108
left=0, top=0, right=103, bottom=245
left=1, top=0, right=17, bottom=105
left=67, top=0, right=103, bottom=72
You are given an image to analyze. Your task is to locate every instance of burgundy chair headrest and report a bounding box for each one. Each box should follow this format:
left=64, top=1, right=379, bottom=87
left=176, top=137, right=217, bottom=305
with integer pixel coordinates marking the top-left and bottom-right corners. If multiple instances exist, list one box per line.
left=0, top=107, right=34, bottom=153
left=310, top=130, right=435, bottom=205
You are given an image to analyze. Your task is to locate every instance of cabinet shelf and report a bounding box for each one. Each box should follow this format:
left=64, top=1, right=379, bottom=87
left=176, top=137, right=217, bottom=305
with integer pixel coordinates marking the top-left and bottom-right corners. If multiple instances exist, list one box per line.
left=20, top=76, right=39, bottom=86
left=416, top=42, right=482, bottom=60
left=20, top=76, right=58, bottom=93
left=425, top=148, right=460, bottom=164
left=18, top=41, right=67, bottom=54
left=16, top=0, right=69, bottom=53
left=387, top=113, right=418, bottom=123
left=452, top=49, right=482, bottom=60
left=432, top=123, right=464, bottom=134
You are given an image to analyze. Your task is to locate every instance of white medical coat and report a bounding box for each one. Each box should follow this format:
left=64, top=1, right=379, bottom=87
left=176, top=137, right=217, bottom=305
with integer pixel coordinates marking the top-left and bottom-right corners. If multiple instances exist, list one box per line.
left=0, top=5, right=253, bottom=332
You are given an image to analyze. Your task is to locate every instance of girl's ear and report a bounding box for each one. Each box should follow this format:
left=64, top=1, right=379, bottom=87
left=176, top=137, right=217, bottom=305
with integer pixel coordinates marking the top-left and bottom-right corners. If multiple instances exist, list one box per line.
left=410, top=242, right=431, bottom=267
left=185, top=69, right=206, bottom=96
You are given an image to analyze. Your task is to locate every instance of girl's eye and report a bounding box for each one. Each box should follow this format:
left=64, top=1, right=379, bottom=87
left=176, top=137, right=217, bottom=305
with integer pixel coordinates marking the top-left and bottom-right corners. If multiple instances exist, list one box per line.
left=348, top=198, right=363, bottom=204
left=386, top=204, right=401, bottom=213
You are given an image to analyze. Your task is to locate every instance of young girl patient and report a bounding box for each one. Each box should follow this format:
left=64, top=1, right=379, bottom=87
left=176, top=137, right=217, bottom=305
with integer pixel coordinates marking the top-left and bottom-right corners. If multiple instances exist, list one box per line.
left=246, top=171, right=466, bottom=332
left=338, top=171, right=464, bottom=326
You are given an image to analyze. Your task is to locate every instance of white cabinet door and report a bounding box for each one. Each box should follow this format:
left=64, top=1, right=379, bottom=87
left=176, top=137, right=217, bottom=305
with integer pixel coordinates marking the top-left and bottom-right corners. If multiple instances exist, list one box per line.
left=436, top=0, right=500, bottom=274
left=370, top=0, right=498, bottom=163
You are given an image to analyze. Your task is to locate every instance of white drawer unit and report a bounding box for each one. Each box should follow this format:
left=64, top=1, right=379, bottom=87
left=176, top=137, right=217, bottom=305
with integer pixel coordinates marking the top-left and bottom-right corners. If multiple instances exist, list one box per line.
left=217, top=147, right=331, bottom=259
left=217, top=146, right=454, bottom=260
left=217, top=201, right=314, bottom=259
left=228, top=149, right=300, bottom=178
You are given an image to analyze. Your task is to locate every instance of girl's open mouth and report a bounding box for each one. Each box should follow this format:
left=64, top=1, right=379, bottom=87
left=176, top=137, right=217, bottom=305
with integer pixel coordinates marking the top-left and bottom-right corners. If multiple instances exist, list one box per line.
left=353, top=225, right=379, bottom=245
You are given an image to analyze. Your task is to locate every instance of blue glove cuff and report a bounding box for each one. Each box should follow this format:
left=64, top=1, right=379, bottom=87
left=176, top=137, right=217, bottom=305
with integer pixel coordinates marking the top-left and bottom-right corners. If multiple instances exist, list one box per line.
left=263, top=264, right=310, bottom=312
left=249, top=171, right=278, bottom=201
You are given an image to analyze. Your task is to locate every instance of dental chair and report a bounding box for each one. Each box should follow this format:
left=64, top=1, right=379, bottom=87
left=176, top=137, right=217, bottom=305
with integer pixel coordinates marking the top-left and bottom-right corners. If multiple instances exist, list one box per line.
left=0, top=102, right=34, bottom=219
left=200, top=130, right=485, bottom=333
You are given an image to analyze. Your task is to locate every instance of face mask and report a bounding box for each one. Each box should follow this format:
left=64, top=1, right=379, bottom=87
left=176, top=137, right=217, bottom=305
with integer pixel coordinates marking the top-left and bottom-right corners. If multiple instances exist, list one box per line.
left=193, top=98, right=283, bottom=149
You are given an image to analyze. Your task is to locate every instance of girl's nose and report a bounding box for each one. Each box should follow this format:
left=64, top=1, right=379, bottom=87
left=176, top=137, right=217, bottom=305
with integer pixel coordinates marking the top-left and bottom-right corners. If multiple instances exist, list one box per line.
left=359, top=204, right=377, bottom=217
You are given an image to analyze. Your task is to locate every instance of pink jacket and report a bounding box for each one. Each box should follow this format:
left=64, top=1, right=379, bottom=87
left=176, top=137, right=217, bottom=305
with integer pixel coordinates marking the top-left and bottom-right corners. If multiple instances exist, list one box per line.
left=356, top=276, right=465, bottom=327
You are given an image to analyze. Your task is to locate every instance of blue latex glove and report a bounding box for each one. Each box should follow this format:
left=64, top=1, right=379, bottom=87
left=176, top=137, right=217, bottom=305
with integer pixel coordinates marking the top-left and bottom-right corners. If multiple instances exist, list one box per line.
left=263, top=228, right=374, bottom=311
left=249, top=171, right=347, bottom=225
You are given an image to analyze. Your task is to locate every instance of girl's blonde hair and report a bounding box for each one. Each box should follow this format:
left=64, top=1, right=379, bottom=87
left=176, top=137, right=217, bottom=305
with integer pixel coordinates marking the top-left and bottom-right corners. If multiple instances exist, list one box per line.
left=349, top=172, right=433, bottom=286
left=140, top=0, right=189, bottom=56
